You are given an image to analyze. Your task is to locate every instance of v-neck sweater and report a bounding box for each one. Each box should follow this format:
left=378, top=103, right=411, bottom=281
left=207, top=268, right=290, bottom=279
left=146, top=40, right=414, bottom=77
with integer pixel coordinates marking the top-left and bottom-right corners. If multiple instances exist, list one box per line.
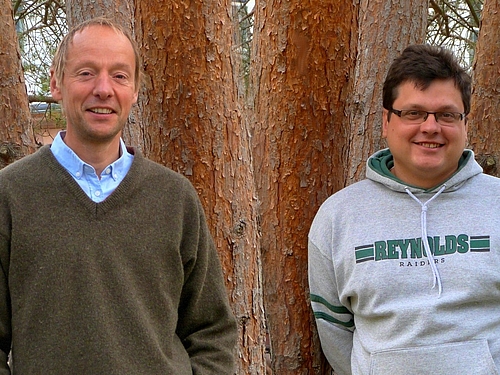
left=0, top=146, right=237, bottom=375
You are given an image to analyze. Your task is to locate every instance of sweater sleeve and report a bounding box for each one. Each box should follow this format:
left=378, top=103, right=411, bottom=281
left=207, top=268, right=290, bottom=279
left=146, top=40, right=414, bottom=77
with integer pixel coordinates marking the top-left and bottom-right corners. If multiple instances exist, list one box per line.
left=308, top=239, right=353, bottom=375
left=0, top=175, right=11, bottom=374
left=176, top=193, right=237, bottom=375
left=0, top=230, right=11, bottom=374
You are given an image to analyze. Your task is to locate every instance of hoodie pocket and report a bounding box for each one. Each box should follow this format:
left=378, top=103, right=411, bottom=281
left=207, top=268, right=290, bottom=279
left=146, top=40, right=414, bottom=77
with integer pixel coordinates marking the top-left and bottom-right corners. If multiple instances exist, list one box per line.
left=369, top=340, right=499, bottom=375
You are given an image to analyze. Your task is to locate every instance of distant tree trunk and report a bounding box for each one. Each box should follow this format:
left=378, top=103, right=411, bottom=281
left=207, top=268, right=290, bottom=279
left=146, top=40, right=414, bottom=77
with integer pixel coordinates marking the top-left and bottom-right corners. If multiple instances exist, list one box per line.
left=250, top=0, right=428, bottom=373
left=0, top=0, right=36, bottom=169
left=468, top=0, right=500, bottom=177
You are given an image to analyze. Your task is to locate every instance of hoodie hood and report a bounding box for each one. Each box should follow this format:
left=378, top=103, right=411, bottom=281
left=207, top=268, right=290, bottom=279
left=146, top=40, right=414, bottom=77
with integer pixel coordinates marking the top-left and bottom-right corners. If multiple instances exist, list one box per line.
left=366, top=148, right=483, bottom=193
left=366, top=148, right=483, bottom=296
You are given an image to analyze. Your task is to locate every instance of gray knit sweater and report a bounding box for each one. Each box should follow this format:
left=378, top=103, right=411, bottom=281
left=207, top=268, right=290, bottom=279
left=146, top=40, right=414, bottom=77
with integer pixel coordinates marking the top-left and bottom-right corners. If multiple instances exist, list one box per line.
left=0, top=146, right=237, bottom=375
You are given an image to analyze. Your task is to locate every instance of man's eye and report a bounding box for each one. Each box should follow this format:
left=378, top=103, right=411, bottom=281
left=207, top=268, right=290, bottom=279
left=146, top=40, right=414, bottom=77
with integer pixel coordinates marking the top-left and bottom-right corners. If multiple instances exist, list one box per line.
left=404, top=110, right=422, bottom=118
left=440, top=112, right=454, bottom=118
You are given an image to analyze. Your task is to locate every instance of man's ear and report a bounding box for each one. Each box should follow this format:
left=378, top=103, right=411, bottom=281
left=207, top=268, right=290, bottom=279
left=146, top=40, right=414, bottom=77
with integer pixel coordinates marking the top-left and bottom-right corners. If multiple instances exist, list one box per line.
left=382, top=108, right=389, bottom=138
left=50, top=69, right=62, bottom=101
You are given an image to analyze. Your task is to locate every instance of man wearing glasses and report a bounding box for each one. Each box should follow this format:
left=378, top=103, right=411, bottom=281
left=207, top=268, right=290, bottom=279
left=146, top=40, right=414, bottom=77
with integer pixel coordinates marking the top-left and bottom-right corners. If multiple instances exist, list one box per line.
left=309, top=44, right=500, bottom=375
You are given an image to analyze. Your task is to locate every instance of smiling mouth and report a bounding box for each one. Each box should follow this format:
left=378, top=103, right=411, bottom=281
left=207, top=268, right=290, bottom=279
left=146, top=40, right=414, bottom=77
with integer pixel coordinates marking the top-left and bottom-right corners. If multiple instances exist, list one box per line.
left=417, top=142, right=442, bottom=149
left=88, top=108, right=113, bottom=114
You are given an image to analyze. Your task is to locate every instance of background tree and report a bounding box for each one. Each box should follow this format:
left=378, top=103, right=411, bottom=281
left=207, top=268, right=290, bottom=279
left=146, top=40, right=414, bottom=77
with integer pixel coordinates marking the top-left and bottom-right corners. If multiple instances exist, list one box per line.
left=468, top=0, right=500, bottom=176
left=0, top=0, right=35, bottom=169
left=427, top=0, right=482, bottom=69
left=12, top=0, right=65, bottom=99
left=249, top=2, right=355, bottom=373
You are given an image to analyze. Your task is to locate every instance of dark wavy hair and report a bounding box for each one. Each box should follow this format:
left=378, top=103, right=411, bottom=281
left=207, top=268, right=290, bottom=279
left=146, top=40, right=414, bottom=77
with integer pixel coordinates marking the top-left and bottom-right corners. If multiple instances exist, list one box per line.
left=383, top=44, right=471, bottom=115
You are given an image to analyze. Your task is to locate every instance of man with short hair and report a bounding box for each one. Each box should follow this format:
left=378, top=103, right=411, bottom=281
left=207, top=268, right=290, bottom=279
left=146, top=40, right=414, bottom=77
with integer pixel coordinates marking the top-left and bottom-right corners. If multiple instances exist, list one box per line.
left=309, top=44, right=500, bottom=374
left=0, top=17, right=237, bottom=374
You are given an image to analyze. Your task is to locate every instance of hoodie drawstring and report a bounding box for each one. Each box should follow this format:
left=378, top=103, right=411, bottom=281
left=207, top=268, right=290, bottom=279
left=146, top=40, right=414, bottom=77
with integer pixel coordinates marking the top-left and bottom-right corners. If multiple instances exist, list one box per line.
left=405, top=185, right=446, bottom=297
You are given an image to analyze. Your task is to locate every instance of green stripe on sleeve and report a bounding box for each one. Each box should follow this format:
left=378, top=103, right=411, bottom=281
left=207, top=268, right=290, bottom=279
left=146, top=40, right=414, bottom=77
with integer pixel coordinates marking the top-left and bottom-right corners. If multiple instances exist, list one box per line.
left=310, top=294, right=351, bottom=314
left=313, top=312, right=355, bottom=328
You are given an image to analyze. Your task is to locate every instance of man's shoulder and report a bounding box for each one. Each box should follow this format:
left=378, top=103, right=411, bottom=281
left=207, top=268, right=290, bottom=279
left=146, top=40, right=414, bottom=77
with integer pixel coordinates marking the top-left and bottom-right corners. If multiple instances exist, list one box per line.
left=134, top=154, right=190, bottom=184
left=312, top=179, right=381, bottom=222
left=131, top=153, right=199, bottom=199
left=478, top=172, right=500, bottom=184
left=322, top=179, right=379, bottom=205
left=468, top=171, right=500, bottom=191
left=0, top=146, right=49, bottom=179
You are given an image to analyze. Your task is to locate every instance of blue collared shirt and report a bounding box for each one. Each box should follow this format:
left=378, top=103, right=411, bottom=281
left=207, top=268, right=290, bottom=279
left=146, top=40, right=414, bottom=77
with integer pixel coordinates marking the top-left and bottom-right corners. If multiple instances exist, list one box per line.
left=50, top=131, right=134, bottom=203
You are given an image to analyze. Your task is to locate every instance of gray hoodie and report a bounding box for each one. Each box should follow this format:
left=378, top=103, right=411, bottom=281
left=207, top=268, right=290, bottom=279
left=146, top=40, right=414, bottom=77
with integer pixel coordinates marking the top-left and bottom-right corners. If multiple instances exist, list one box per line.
left=309, top=148, right=500, bottom=375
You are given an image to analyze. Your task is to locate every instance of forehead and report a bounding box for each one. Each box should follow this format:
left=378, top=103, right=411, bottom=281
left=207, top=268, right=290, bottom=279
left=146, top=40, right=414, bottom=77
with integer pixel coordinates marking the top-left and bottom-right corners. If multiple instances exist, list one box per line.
left=394, top=79, right=463, bottom=110
left=66, top=25, right=135, bottom=68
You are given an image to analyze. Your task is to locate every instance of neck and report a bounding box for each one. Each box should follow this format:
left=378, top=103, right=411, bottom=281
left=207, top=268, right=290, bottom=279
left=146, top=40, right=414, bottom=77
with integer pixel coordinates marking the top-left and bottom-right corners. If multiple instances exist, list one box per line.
left=62, top=132, right=121, bottom=177
left=391, top=165, right=451, bottom=189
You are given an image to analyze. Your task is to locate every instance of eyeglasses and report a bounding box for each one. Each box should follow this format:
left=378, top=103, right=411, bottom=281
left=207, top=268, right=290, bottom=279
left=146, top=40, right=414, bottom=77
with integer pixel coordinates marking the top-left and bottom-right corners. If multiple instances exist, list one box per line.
left=389, top=109, right=465, bottom=126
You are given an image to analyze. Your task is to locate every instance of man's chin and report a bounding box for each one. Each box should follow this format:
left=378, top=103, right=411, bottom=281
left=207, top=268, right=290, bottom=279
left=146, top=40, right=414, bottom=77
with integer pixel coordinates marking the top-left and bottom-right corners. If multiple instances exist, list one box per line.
left=68, top=126, right=123, bottom=146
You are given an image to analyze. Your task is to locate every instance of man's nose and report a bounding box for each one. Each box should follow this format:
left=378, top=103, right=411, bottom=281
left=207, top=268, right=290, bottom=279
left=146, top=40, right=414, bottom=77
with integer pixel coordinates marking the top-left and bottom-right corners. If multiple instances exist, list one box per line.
left=93, top=74, right=113, bottom=99
left=420, top=113, right=441, bottom=133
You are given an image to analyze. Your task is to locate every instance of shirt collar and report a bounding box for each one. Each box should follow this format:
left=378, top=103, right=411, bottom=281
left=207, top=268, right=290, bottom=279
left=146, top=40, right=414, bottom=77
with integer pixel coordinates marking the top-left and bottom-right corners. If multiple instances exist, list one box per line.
left=50, top=131, right=132, bottom=181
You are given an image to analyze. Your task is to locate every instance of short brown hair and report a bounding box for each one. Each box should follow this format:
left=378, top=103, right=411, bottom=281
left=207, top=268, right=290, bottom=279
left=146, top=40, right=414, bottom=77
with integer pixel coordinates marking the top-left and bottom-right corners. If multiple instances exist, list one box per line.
left=51, top=17, right=142, bottom=91
left=383, top=44, right=471, bottom=115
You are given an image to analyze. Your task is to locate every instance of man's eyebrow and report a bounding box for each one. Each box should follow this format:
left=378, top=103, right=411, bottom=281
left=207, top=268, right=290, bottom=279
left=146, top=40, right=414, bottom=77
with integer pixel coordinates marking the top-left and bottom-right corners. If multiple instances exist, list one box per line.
left=438, top=105, right=463, bottom=112
left=110, top=62, right=135, bottom=72
left=404, top=103, right=463, bottom=111
left=72, top=60, right=134, bottom=72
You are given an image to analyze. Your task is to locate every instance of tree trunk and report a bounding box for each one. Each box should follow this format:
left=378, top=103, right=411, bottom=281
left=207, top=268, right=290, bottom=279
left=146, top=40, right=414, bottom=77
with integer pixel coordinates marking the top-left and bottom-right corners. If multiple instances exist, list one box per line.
left=66, top=0, right=134, bottom=26
left=250, top=1, right=357, bottom=373
left=345, top=0, right=427, bottom=183
left=133, top=1, right=268, bottom=373
left=250, top=0, right=428, bottom=373
left=468, top=0, right=500, bottom=177
left=0, top=0, right=36, bottom=169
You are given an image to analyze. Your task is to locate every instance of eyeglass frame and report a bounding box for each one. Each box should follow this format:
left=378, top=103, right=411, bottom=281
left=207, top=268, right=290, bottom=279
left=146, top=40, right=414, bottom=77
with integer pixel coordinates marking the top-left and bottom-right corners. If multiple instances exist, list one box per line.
left=388, top=108, right=466, bottom=126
